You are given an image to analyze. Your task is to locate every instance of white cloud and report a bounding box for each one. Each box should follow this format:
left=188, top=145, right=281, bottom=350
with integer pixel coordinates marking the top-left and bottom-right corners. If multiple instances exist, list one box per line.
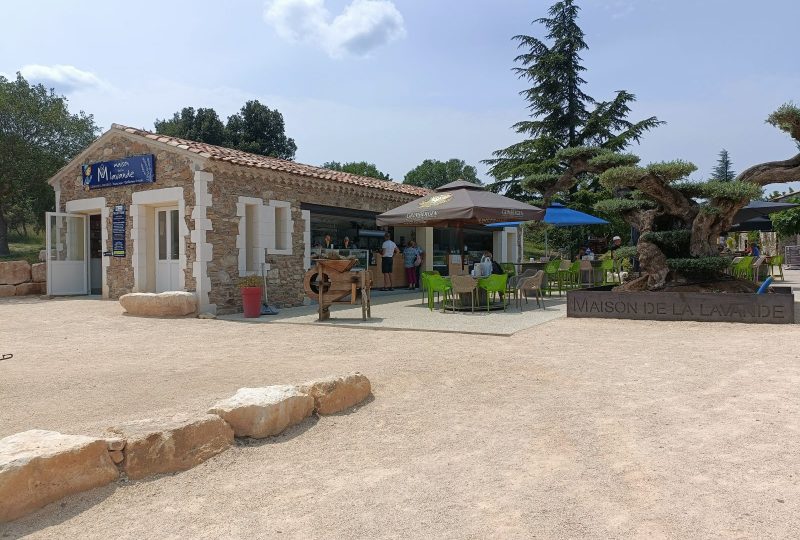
left=263, top=0, right=406, bottom=58
left=18, top=64, right=109, bottom=92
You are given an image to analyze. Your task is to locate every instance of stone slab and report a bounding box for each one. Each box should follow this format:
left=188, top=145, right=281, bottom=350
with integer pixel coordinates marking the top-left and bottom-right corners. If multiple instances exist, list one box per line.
left=299, top=372, right=372, bottom=415
left=106, top=414, right=233, bottom=480
left=0, top=430, right=118, bottom=523
left=0, top=285, right=15, bottom=297
left=0, top=261, right=31, bottom=286
left=567, top=288, right=795, bottom=324
left=119, top=291, right=198, bottom=317
left=15, top=283, right=42, bottom=296
left=31, top=262, right=46, bottom=283
left=208, top=386, right=314, bottom=438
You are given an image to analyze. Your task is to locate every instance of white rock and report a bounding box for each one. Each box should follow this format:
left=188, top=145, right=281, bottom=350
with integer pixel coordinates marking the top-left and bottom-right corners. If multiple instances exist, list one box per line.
left=0, top=430, right=118, bottom=523
left=208, top=386, right=314, bottom=438
left=119, top=291, right=197, bottom=317
left=299, top=372, right=372, bottom=415
left=106, top=414, right=233, bottom=481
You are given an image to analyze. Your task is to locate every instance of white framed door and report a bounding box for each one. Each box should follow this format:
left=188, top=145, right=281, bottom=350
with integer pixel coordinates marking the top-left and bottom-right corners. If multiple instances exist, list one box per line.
left=46, top=212, right=89, bottom=295
left=155, top=207, right=180, bottom=292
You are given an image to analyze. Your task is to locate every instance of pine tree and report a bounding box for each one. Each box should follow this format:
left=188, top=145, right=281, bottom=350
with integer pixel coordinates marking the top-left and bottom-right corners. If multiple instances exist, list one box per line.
left=485, top=0, right=661, bottom=201
left=710, top=149, right=735, bottom=181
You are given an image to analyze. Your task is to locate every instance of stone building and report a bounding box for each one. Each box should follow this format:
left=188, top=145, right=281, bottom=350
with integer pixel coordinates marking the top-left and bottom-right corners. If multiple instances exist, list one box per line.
left=47, top=124, right=433, bottom=314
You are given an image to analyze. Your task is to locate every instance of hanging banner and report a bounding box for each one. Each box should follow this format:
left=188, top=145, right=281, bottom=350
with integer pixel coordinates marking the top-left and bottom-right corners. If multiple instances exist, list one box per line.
left=112, top=205, right=126, bottom=257
left=82, top=154, right=155, bottom=189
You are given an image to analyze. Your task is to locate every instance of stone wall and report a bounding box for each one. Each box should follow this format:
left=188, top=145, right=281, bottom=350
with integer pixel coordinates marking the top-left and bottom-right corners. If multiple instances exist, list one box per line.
left=0, top=261, right=46, bottom=297
left=204, top=163, right=416, bottom=313
left=53, top=134, right=198, bottom=298
left=53, top=133, right=419, bottom=313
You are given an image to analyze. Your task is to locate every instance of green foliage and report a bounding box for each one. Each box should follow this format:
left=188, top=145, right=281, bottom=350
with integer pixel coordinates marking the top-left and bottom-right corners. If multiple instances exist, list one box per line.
left=155, top=100, right=297, bottom=160
left=771, top=197, right=800, bottom=238
left=484, top=0, right=660, bottom=199
left=598, top=166, right=644, bottom=188
left=522, top=173, right=559, bottom=191
left=699, top=180, right=762, bottom=201
left=593, top=198, right=655, bottom=213
left=710, top=149, right=736, bottom=181
left=154, top=107, right=225, bottom=146
left=0, top=73, right=98, bottom=255
left=403, top=159, right=480, bottom=189
left=766, top=102, right=800, bottom=138
left=641, top=230, right=691, bottom=258
left=613, top=245, right=638, bottom=262
left=322, top=161, right=390, bottom=180
left=237, top=275, right=263, bottom=288
left=666, top=257, right=731, bottom=277
left=645, top=160, right=697, bottom=182
left=587, top=152, right=639, bottom=169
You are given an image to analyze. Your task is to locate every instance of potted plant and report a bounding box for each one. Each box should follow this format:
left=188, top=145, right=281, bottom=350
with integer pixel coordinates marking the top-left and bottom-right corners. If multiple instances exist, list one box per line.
left=238, top=275, right=263, bottom=318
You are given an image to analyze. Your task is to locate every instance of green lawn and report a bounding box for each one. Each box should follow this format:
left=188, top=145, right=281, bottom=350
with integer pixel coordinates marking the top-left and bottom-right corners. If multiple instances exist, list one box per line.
left=1, top=234, right=44, bottom=264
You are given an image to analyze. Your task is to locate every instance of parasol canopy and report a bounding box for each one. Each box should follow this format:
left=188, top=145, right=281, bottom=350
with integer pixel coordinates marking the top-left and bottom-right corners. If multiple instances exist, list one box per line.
left=484, top=202, right=608, bottom=228
left=733, top=201, right=798, bottom=223
left=375, top=180, right=545, bottom=227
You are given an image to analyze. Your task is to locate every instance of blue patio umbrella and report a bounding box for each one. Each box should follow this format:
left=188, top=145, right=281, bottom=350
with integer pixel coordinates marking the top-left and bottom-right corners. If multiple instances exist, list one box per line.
left=486, top=203, right=609, bottom=256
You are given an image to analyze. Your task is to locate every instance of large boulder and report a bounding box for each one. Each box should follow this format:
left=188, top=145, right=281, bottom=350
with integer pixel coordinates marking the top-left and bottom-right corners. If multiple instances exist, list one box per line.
left=299, top=372, right=372, bottom=415
left=119, top=291, right=197, bottom=317
left=0, top=430, right=119, bottom=523
left=208, top=386, right=314, bottom=439
left=31, top=262, right=46, bottom=283
left=0, top=285, right=15, bottom=297
left=0, top=261, right=31, bottom=286
left=106, top=414, right=233, bottom=480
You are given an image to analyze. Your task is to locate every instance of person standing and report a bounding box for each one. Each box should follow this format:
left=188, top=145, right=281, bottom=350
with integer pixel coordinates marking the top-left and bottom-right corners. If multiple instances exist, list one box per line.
left=414, top=241, right=424, bottom=289
left=342, top=236, right=356, bottom=249
left=380, top=232, right=399, bottom=291
left=323, top=234, right=335, bottom=249
left=403, top=241, right=420, bottom=290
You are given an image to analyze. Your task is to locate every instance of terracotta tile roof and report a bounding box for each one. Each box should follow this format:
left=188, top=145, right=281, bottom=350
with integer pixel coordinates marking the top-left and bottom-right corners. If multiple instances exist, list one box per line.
left=112, top=124, right=429, bottom=197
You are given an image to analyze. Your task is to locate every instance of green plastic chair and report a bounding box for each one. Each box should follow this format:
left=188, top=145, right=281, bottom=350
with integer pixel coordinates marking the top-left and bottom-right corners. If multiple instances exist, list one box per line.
left=733, top=256, right=754, bottom=280
left=420, top=270, right=440, bottom=304
left=478, top=273, right=508, bottom=312
left=543, top=259, right=562, bottom=296
left=560, top=260, right=581, bottom=289
left=769, top=255, right=785, bottom=280
left=426, top=275, right=452, bottom=312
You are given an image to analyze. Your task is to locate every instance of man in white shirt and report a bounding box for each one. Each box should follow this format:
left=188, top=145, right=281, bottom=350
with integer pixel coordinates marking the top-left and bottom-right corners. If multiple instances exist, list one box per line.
left=380, top=232, right=399, bottom=291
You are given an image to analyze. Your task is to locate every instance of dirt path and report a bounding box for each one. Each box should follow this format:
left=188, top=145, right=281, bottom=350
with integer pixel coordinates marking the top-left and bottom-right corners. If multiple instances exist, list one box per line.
left=1, top=296, right=799, bottom=538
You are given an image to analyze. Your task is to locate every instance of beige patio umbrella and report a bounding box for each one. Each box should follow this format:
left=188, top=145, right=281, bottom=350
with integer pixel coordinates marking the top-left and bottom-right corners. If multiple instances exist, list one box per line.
left=376, top=180, right=545, bottom=268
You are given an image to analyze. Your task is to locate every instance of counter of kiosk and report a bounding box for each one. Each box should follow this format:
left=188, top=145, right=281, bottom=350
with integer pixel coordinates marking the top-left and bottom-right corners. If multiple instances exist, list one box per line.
left=310, top=248, right=408, bottom=288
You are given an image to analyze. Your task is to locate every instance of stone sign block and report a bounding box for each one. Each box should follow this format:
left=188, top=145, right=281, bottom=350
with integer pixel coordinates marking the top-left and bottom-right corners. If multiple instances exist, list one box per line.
left=567, top=288, right=795, bottom=324
left=119, top=291, right=198, bottom=317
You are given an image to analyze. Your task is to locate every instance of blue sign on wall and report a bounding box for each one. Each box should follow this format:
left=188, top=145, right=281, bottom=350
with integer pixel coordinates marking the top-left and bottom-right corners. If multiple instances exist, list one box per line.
left=112, top=205, right=126, bottom=257
left=82, top=154, right=155, bottom=189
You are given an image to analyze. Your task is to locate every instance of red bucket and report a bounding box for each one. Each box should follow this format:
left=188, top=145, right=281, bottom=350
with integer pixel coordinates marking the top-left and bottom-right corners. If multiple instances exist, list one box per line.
left=241, top=287, right=263, bottom=318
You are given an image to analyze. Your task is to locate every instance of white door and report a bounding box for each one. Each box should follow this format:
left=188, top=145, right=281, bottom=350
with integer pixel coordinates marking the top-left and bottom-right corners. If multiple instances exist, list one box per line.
left=155, top=207, right=180, bottom=292
left=46, top=212, right=88, bottom=295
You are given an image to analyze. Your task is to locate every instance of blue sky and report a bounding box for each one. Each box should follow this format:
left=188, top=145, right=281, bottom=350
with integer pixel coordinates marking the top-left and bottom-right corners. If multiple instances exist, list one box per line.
left=2, top=0, right=799, bottom=192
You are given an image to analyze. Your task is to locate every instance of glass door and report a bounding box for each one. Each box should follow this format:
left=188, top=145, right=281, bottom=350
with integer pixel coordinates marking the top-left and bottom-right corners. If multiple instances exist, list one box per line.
left=46, top=212, right=88, bottom=295
left=155, top=208, right=180, bottom=292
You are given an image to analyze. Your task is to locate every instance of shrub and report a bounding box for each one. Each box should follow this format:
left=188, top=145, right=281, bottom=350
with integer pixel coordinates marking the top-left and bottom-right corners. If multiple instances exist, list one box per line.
left=666, top=257, right=730, bottom=277
left=237, top=275, right=263, bottom=288
left=640, top=230, right=691, bottom=258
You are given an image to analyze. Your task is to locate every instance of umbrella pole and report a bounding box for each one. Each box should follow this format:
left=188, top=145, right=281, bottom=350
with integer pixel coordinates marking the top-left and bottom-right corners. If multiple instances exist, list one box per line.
left=458, top=225, right=465, bottom=272
left=545, top=228, right=548, bottom=258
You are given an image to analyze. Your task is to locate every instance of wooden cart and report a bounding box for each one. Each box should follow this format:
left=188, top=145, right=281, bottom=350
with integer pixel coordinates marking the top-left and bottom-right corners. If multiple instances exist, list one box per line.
left=303, top=259, right=372, bottom=321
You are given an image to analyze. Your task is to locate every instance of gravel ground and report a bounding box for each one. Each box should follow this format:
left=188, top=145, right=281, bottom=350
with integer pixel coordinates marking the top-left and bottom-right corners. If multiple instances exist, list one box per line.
left=1, top=279, right=800, bottom=539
